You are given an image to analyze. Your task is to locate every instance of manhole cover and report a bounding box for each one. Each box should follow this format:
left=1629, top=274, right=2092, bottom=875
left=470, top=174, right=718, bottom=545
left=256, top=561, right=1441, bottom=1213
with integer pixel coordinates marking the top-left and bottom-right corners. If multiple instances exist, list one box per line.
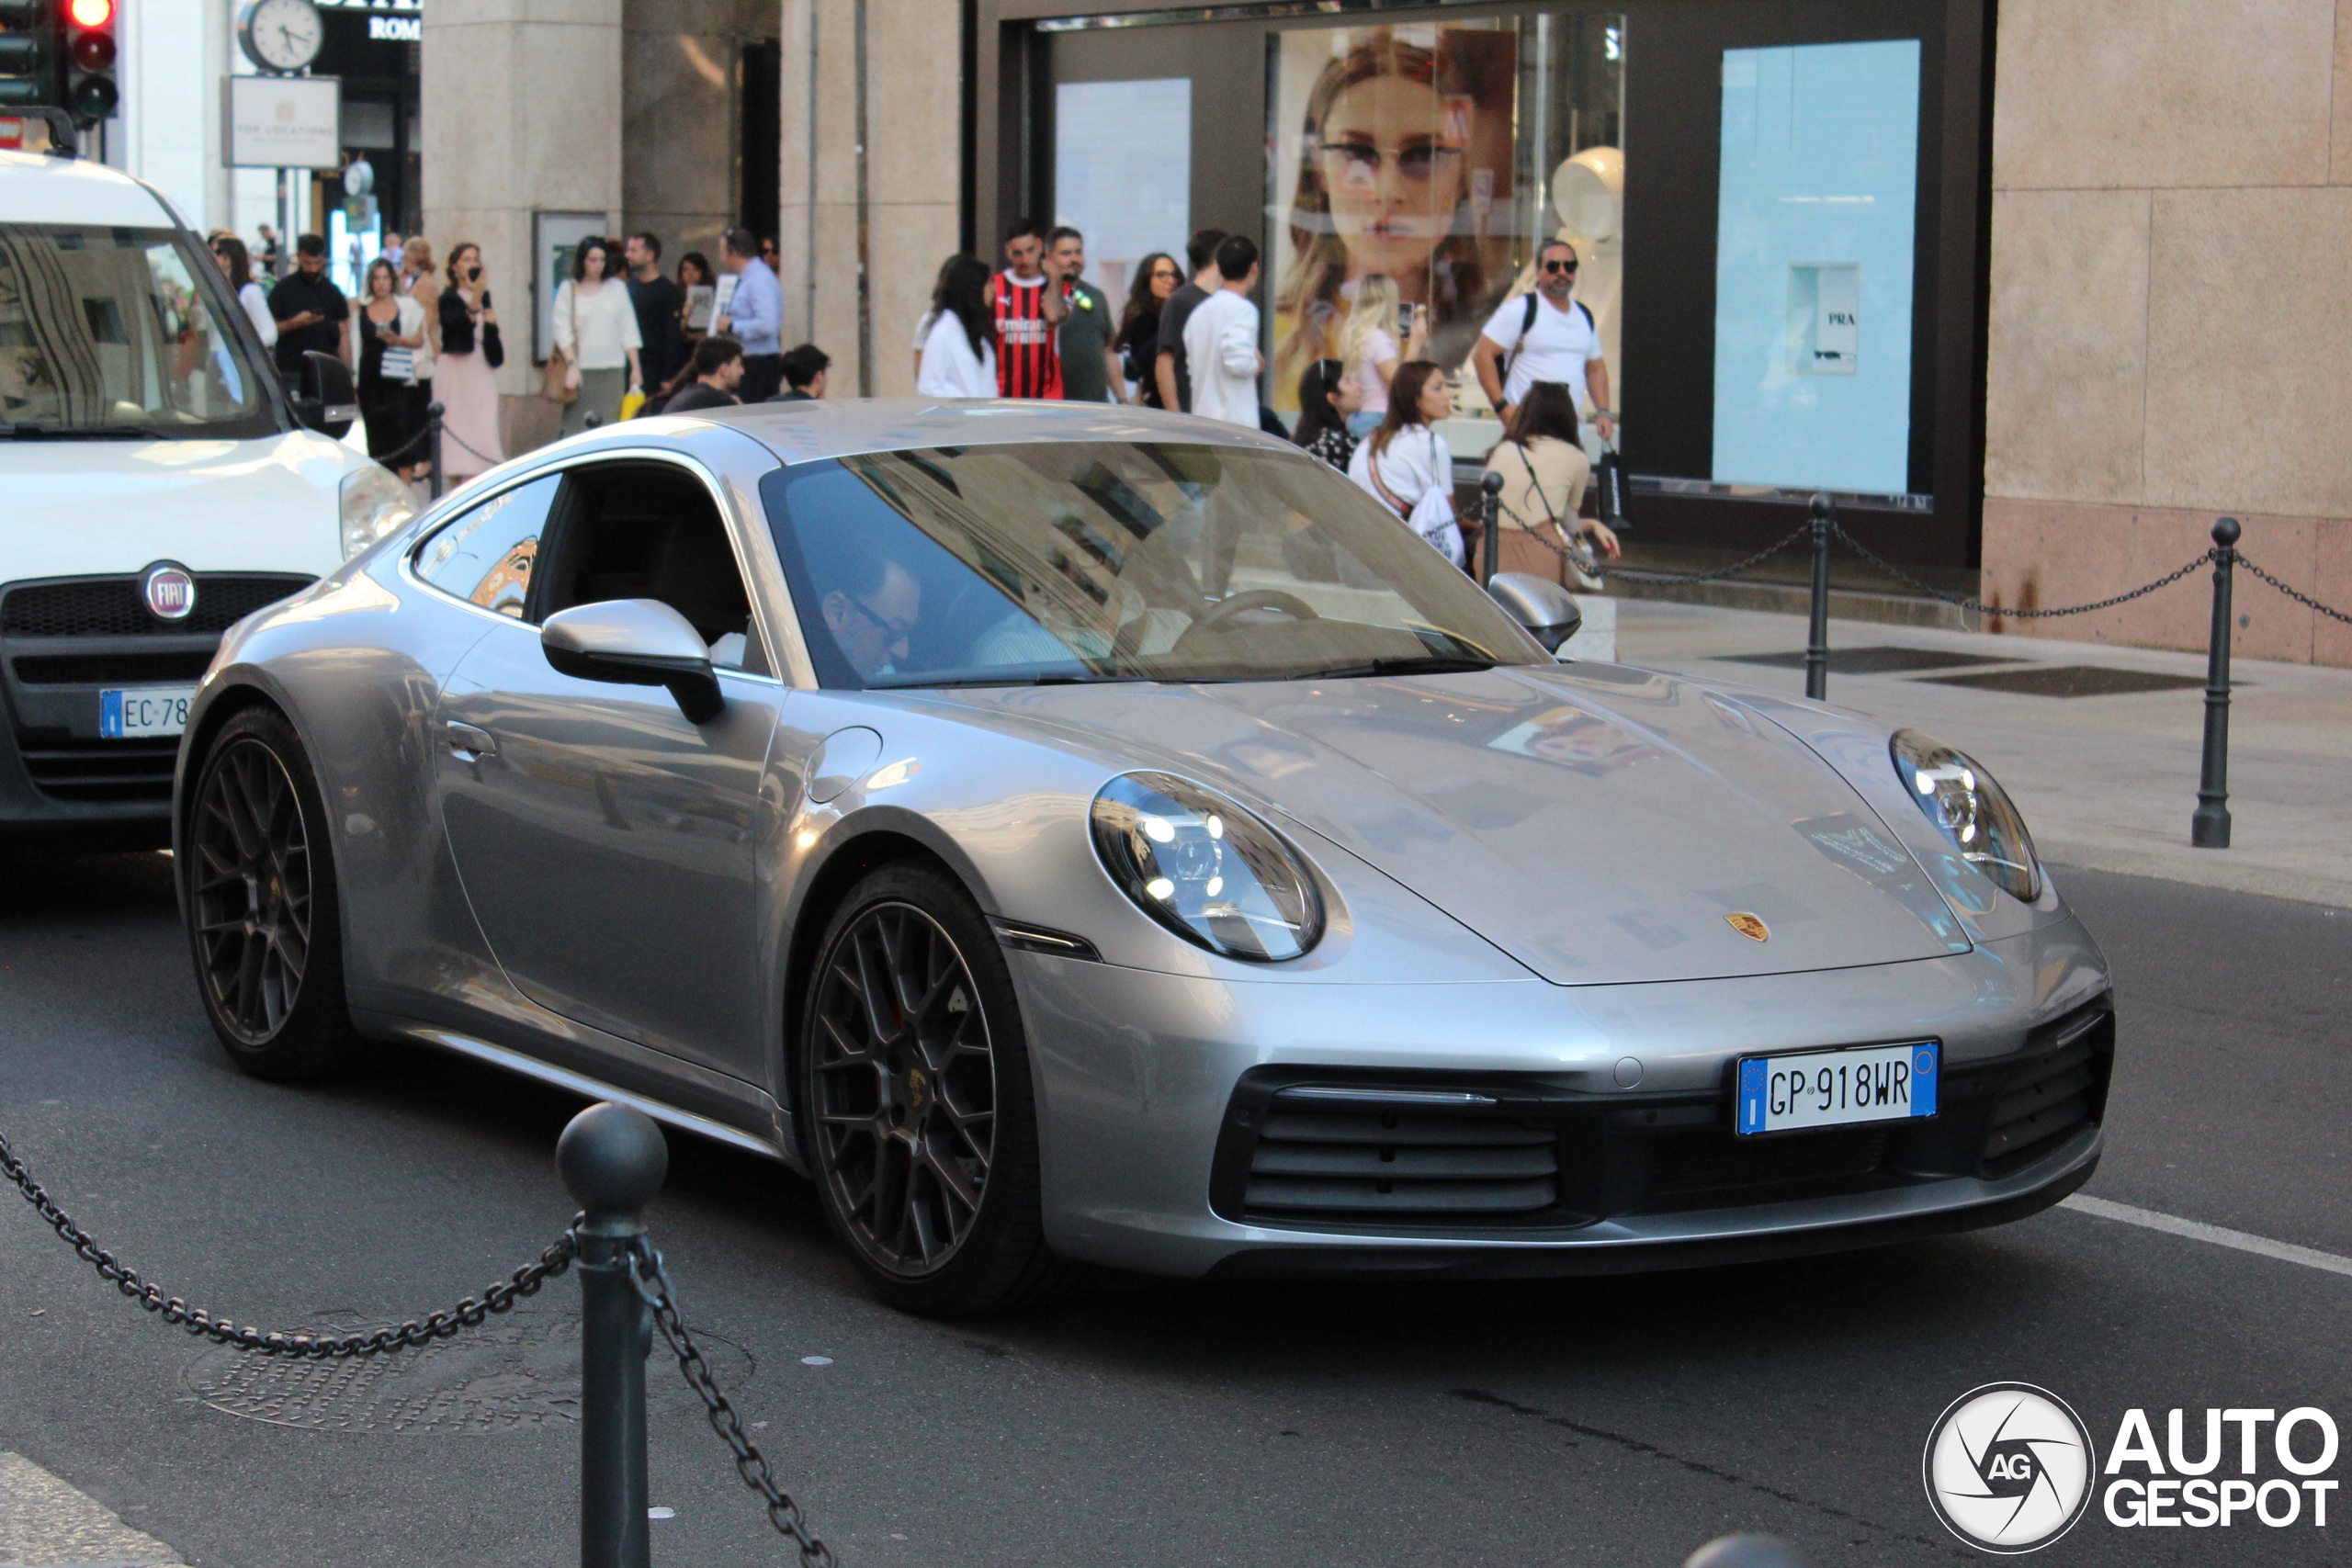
left=182, top=1310, right=753, bottom=1434
left=1720, top=645, right=2011, bottom=674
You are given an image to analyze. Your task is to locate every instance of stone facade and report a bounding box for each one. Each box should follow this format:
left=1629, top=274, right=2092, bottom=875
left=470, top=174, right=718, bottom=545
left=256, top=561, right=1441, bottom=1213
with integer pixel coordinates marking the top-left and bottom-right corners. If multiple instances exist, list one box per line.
left=1984, top=0, right=2352, bottom=665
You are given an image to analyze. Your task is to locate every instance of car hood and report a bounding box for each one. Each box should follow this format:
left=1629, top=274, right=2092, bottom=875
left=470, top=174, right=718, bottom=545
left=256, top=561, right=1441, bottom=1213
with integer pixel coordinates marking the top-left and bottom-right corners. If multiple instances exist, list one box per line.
left=2, top=432, right=350, bottom=581
left=937, top=664, right=1972, bottom=985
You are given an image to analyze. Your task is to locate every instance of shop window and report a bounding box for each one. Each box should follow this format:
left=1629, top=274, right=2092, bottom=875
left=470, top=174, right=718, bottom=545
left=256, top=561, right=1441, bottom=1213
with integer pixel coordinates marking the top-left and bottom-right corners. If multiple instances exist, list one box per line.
left=1054, top=77, right=1192, bottom=321
left=1262, top=15, right=1624, bottom=422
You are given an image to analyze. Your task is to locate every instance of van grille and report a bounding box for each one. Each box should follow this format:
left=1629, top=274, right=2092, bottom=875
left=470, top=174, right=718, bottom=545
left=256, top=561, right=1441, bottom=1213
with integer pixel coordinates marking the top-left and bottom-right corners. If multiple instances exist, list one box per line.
left=13, top=651, right=216, bottom=686
left=1, top=575, right=312, bottom=637
left=17, top=738, right=180, bottom=804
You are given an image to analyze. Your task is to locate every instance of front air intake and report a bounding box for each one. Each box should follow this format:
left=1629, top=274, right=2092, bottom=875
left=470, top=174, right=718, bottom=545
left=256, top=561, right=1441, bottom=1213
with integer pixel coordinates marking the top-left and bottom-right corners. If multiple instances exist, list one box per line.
left=1236, top=1086, right=1561, bottom=1223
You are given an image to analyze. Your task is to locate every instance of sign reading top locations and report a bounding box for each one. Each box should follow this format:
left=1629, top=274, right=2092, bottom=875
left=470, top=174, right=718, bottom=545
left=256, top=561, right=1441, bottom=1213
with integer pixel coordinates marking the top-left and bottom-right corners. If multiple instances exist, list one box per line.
left=222, top=73, right=341, bottom=169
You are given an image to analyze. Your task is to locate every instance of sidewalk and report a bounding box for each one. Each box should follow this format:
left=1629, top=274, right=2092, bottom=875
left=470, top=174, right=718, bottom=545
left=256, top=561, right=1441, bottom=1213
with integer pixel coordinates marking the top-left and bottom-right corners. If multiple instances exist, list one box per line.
left=0, top=1452, right=186, bottom=1568
left=1611, top=597, right=2352, bottom=908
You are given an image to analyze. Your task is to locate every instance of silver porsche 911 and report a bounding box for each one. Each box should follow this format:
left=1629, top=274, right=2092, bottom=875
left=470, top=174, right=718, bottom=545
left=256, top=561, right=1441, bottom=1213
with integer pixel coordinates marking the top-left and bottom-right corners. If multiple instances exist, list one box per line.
left=173, top=401, right=2112, bottom=1314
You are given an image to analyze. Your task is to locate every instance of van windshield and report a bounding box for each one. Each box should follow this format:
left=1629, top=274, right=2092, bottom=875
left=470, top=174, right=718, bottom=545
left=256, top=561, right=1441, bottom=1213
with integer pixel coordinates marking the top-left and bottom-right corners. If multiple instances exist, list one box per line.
left=0, top=223, right=276, bottom=438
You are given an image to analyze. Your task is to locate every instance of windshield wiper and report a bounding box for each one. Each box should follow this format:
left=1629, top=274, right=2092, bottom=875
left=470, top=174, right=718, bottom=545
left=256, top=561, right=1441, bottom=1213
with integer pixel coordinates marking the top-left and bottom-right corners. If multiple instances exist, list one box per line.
left=0, top=423, right=156, bottom=440
left=865, top=671, right=1148, bottom=690
left=1294, top=655, right=1498, bottom=680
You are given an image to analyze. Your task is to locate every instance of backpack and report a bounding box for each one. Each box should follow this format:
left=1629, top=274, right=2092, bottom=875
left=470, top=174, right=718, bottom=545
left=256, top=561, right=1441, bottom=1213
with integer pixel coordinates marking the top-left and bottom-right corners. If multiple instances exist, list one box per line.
left=1500, top=291, right=1596, bottom=386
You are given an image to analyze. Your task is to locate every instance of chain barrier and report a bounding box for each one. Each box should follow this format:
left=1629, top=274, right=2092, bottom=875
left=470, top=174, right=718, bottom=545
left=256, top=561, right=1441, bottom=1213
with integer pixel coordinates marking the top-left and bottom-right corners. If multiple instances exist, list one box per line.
left=1579, top=523, right=1813, bottom=586
left=2237, top=554, right=2352, bottom=627
left=626, top=1240, right=837, bottom=1568
left=2, top=1127, right=578, bottom=1357
left=1827, top=522, right=2218, bottom=620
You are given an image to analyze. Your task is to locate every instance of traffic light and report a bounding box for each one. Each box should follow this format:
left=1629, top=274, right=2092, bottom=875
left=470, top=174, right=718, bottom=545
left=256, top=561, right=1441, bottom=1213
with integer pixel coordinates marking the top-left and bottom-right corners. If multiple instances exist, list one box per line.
left=0, top=1, right=62, bottom=111
left=60, top=0, right=112, bottom=124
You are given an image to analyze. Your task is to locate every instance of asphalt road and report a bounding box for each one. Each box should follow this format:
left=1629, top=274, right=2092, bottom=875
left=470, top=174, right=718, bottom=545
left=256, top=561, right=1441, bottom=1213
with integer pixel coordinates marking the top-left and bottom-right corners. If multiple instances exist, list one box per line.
left=1, top=851, right=2345, bottom=1567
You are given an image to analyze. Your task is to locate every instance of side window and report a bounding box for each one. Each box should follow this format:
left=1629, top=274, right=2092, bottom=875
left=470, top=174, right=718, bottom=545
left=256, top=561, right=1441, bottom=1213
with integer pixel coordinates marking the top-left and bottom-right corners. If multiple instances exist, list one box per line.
left=531, top=460, right=765, bottom=673
left=412, top=475, right=560, bottom=617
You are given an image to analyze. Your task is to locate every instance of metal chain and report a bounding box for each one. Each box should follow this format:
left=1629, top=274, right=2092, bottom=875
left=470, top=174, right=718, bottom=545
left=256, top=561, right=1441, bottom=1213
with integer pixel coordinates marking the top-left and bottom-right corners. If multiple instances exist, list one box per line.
left=2236, top=554, right=2352, bottom=626
left=2, top=1127, right=578, bottom=1358
left=1829, top=520, right=2215, bottom=619
left=1583, top=522, right=1814, bottom=585
left=625, top=1240, right=836, bottom=1568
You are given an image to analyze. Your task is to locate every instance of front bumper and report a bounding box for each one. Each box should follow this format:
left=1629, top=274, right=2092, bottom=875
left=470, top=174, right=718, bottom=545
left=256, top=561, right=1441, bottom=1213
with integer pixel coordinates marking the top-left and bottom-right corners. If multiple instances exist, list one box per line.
left=1011, top=916, right=2112, bottom=1279
left=0, top=573, right=312, bottom=837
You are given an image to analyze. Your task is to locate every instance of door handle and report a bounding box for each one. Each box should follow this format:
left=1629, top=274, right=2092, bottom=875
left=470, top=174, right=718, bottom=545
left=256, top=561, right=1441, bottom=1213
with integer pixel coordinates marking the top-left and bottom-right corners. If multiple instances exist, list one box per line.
left=443, top=720, right=497, bottom=761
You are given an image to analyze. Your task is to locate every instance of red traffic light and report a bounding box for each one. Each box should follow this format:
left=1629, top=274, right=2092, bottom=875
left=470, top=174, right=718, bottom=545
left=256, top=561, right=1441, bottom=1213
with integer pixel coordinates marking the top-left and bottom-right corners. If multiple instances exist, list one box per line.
left=67, top=0, right=112, bottom=28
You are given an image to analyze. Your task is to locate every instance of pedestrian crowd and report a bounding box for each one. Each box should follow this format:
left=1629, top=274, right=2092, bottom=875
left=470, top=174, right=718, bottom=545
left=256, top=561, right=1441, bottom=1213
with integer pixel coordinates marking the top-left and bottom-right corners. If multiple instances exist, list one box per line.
left=213, top=209, right=1621, bottom=585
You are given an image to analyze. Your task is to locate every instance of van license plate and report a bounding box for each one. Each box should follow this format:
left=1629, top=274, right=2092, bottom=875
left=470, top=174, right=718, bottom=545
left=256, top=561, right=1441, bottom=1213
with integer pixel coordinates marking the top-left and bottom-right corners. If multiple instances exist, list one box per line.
left=1736, top=1042, right=1939, bottom=1135
left=99, top=687, right=195, bottom=739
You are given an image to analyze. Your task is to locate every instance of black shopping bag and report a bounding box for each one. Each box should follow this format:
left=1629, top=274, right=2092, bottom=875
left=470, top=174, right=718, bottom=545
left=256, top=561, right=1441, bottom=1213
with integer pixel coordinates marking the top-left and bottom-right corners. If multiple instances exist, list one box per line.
left=1594, top=435, right=1632, bottom=531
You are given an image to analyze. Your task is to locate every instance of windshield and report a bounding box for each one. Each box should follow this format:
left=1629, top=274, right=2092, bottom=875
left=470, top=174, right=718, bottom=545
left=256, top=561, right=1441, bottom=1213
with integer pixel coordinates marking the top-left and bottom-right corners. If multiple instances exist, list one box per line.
left=0, top=223, right=274, bottom=437
left=759, top=441, right=1546, bottom=688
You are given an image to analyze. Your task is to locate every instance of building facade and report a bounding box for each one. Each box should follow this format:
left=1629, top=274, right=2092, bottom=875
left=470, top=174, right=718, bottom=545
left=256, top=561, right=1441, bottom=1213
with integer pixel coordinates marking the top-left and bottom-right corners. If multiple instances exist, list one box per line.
left=85, top=1, right=2352, bottom=666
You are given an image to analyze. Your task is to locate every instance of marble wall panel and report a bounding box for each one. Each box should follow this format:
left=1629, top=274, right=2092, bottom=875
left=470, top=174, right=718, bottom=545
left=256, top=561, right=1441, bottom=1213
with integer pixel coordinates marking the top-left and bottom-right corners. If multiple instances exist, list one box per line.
left=2143, top=186, right=2352, bottom=519
left=1983, top=189, right=2150, bottom=505
left=1994, top=0, right=2334, bottom=190
left=1981, top=499, right=2323, bottom=663
left=2315, top=520, right=2352, bottom=664
left=870, top=201, right=962, bottom=397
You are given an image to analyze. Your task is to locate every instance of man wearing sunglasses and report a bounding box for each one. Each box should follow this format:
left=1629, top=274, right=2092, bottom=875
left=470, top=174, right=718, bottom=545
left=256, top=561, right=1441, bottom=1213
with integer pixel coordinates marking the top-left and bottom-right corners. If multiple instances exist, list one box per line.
left=1472, top=240, right=1612, bottom=438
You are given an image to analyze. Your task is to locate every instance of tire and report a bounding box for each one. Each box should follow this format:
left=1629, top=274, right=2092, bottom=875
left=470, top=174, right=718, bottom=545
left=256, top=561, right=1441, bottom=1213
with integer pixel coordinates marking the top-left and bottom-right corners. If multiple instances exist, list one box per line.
left=183, top=705, right=359, bottom=1080
left=798, top=862, right=1075, bottom=1314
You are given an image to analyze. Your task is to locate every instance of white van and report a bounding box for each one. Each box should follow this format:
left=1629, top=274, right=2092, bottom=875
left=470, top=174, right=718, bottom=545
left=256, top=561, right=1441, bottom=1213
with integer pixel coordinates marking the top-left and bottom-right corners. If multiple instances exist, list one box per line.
left=0, top=144, right=411, bottom=846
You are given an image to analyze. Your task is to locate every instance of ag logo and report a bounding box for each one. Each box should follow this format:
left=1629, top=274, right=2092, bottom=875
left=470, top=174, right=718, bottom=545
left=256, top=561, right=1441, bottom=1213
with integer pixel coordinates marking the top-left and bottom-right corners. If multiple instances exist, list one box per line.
left=1924, top=1383, right=2097, bottom=1553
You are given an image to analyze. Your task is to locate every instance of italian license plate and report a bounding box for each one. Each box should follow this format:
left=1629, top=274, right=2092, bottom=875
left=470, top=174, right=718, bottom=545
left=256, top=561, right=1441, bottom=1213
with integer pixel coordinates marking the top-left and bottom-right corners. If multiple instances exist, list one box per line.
left=1736, top=1041, right=1939, bottom=1136
left=98, top=687, right=195, bottom=739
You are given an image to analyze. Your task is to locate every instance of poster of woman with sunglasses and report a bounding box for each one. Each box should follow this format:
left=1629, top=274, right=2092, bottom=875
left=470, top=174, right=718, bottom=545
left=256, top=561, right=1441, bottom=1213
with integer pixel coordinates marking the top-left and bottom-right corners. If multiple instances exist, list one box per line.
left=1269, top=23, right=1519, bottom=411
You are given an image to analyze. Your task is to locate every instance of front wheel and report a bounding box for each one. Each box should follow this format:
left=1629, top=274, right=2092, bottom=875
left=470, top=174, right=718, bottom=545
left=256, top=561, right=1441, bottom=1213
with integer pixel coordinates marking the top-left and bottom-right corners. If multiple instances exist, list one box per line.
left=799, top=863, right=1070, bottom=1314
left=184, top=705, right=358, bottom=1079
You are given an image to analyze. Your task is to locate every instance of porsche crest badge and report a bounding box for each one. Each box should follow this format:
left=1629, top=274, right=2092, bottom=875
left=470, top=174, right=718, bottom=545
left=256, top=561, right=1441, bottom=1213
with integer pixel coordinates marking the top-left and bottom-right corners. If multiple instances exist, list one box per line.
left=1725, top=912, right=1770, bottom=942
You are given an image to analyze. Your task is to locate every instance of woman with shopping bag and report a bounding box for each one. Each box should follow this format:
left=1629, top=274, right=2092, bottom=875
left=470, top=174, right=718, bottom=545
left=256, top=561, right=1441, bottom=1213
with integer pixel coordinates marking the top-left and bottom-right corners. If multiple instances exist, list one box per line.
left=550, top=237, right=641, bottom=435
left=1347, top=361, right=1466, bottom=569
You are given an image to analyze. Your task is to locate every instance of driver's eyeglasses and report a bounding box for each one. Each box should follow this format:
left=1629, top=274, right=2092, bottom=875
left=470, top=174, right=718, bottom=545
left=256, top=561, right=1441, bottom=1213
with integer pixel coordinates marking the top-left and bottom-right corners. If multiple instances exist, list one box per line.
left=841, top=593, right=914, bottom=645
left=1316, top=140, right=1462, bottom=186
left=1541, top=258, right=1578, bottom=275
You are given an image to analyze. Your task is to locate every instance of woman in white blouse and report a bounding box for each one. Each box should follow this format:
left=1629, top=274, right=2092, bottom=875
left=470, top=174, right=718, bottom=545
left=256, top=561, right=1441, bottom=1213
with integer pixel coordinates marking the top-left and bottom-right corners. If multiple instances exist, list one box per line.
left=914, top=256, right=998, bottom=399
left=552, top=237, right=642, bottom=435
left=1348, top=361, right=1464, bottom=568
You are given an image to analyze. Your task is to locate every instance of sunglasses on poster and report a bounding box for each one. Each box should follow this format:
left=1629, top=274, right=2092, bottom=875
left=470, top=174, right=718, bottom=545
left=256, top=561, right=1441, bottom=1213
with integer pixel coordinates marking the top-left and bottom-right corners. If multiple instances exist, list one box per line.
left=1316, top=140, right=1464, bottom=186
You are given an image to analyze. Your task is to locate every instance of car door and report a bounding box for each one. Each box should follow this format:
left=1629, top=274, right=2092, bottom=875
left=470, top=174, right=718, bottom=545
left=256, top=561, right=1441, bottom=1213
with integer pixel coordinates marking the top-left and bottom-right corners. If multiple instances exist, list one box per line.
left=430, top=454, right=782, bottom=1082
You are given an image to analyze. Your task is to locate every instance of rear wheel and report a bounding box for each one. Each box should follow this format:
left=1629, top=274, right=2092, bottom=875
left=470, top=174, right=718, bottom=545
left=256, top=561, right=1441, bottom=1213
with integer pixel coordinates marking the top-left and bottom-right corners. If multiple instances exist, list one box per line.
left=185, top=706, right=357, bottom=1079
left=799, top=863, right=1070, bottom=1314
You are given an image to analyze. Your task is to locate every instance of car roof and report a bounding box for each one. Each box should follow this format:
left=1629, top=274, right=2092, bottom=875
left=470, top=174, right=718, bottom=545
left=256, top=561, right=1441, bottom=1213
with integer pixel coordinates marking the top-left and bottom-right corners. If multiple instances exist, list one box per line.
left=0, top=150, right=181, bottom=228
left=672, top=397, right=1308, bottom=467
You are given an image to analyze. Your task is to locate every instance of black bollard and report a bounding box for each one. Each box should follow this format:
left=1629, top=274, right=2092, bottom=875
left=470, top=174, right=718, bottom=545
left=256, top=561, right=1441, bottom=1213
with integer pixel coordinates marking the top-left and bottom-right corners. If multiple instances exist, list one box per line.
left=1480, top=468, right=1504, bottom=588
left=558, top=1102, right=670, bottom=1568
left=2191, top=516, right=2240, bottom=849
left=583, top=409, right=604, bottom=430
left=426, top=401, right=447, bottom=502
left=1804, top=492, right=1834, bottom=701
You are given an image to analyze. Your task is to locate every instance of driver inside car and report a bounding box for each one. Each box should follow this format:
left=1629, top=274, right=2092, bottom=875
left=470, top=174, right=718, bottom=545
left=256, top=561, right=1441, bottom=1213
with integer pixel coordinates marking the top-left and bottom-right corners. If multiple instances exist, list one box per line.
left=820, top=556, right=922, bottom=679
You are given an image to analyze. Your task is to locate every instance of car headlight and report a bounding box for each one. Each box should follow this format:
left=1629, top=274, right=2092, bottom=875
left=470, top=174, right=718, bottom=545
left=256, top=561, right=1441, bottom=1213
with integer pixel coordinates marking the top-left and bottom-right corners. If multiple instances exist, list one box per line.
left=1090, top=772, right=1324, bottom=961
left=340, top=465, right=417, bottom=561
left=1890, top=730, right=2041, bottom=901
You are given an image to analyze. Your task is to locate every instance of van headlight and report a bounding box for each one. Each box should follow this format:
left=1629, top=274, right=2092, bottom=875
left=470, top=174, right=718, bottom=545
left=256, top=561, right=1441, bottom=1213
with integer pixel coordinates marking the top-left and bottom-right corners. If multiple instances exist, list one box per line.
left=1890, top=731, right=2041, bottom=901
left=1090, top=772, right=1325, bottom=961
left=340, top=465, right=417, bottom=560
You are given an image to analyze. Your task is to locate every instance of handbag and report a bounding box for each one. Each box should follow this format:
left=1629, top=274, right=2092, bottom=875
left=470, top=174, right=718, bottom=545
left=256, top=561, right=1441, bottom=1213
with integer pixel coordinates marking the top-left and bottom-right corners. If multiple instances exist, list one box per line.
left=481, top=319, right=504, bottom=370
left=1593, top=428, right=1631, bottom=529
left=541, top=285, right=579, bottom=404
left=618, top=388, right=646, bottom=421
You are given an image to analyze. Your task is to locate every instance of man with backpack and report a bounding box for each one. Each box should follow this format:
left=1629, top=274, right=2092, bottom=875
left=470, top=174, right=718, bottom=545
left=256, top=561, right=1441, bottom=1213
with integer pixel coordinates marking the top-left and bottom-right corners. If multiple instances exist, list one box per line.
left=1471, top=240, right=1613, bottom=438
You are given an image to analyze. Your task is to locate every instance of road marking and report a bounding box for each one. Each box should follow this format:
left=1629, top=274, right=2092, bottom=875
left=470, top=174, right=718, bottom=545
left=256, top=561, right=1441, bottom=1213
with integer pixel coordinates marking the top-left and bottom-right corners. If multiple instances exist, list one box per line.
left=0, top=1451, right=186, bottom=1567
left=2061, top=1194, right=2352, bottom=1280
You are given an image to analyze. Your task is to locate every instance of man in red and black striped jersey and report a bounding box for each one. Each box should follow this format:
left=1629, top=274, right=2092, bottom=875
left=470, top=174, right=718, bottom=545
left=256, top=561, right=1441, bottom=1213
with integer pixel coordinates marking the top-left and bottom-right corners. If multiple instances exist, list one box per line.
left=991, top=218, right=1069, bottom=399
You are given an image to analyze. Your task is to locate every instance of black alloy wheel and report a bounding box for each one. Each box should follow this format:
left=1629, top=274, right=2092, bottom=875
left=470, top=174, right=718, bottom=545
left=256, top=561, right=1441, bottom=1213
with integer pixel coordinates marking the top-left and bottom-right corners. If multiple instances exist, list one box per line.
left=185, top=706, right=356, bottom=1079
left=801, top=863, right=1069, bottom=1314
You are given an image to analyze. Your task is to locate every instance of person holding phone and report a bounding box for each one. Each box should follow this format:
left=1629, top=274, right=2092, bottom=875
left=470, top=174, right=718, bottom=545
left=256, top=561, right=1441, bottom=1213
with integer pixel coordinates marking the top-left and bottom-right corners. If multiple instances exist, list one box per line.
left=435, top=243, right=506, bottom=483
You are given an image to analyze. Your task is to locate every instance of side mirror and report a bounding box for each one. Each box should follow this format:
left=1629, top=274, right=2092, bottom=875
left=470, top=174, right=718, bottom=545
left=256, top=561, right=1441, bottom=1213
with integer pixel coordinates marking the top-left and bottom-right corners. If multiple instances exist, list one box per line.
left=293, top=350, right=358, bottom=438
left=541, top=599, right=726, bottom=723
left=1487, top=571, right=1584, bottom=654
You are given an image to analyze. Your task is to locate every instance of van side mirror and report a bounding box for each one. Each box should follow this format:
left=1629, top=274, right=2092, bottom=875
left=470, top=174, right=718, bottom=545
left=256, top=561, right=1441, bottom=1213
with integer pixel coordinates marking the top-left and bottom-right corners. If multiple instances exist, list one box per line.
left=293, top=351, right=358, bottom=438
left=541, top=599, right=726, bottom=723
left=1487, top=571, right=1585, bottom=653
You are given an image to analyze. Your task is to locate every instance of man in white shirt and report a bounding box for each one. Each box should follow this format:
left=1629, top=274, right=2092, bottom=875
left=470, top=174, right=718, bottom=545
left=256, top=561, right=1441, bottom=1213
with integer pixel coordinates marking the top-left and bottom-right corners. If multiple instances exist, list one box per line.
left=1182, top=234, right=1263, bottom=428
left=1472, top=240, right=1613, bottom=437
